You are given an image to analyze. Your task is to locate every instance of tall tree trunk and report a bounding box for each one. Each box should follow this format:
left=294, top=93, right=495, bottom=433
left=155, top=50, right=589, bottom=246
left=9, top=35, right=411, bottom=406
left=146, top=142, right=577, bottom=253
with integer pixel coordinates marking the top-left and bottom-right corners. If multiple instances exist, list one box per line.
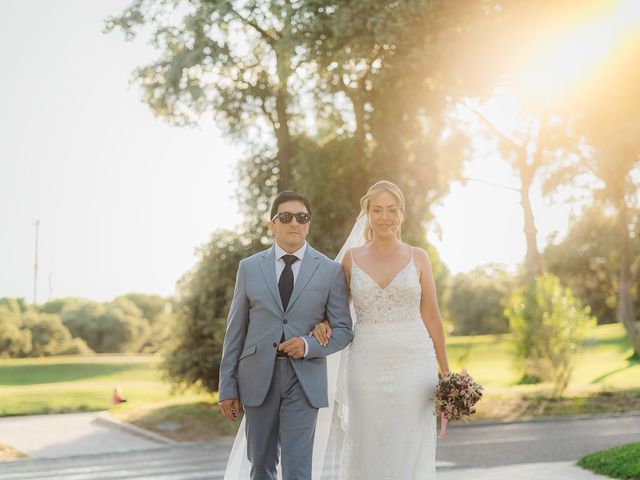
left=342, top=87, right=369, bottom=238
left=274, top=49, right=293, bottom=191
left=616, top=198, right=640, bottom=357
left=472, top=110, right=544, bottom=279
left=349, top=89, right=367, bottom=165
left=519, top=163, right=542, bottom=279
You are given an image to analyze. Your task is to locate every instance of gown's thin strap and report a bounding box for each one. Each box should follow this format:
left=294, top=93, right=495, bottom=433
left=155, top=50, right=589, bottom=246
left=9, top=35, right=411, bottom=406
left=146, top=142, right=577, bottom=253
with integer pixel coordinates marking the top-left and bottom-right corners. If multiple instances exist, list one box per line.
left=410, top=246, right=418, bottom=279
left=349, top=248, right=355, bottom=284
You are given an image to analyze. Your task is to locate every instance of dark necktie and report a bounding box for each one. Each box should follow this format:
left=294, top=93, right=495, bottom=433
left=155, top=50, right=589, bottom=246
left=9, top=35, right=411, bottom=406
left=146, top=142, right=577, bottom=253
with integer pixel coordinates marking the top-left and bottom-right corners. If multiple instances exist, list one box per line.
left=279, top=254, right=298, bottom=312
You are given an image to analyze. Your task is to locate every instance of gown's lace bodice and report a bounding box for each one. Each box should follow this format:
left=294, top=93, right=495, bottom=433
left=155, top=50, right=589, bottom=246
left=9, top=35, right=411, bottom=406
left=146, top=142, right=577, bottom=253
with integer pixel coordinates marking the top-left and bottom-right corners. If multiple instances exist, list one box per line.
left=350, top=257, right=423, bottom=326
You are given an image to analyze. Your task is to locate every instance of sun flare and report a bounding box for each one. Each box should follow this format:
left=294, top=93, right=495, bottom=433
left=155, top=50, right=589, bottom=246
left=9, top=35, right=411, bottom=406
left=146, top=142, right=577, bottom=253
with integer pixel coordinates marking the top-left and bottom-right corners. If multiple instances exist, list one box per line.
left=517, top=0, right=640, bottom=104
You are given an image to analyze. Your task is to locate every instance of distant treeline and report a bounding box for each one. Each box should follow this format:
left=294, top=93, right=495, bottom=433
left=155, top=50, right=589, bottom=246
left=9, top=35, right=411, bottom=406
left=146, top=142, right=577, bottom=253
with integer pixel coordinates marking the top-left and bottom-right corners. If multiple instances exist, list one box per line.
left=445, top=205, right=640, bottom=336
left=0, top=294, right=174, bottom=358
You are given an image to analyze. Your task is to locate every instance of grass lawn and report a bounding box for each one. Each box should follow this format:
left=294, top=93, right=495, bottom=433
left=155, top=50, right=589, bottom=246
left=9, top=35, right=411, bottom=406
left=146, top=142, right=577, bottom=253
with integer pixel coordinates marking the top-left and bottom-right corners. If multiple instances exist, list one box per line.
left=447, top=323, right=640, bottom=419
left=578, top=442, right=640, bottom=479
left=110, top=396, right=240, bottom=441
left=447, top=323, right=639, bottom=390
left=0, top=323, right=638, bottom=442
left=0, top=354, right=238, bottom=443
left=0, top=354, right=204, bottom=416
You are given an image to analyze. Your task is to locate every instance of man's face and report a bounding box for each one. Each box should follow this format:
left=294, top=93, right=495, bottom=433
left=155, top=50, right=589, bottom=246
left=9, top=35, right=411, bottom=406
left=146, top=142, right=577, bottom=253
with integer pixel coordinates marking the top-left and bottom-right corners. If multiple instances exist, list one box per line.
left=268, top=200, right=310, bottom=253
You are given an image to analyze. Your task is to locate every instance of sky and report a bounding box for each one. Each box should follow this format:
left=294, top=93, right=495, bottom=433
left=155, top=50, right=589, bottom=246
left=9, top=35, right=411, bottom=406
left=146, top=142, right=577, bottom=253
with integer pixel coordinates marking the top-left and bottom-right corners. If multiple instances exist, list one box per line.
left=0, top=1, right=577, bottom=303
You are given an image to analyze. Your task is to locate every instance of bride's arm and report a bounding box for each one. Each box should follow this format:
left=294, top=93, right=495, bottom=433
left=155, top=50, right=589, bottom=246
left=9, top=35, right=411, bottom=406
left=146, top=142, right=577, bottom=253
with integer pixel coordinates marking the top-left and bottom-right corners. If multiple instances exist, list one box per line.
left=341, top=248, right=353, bottom=293
left=414, top=247, right=450, bottom=375
left=309, top=250, right=353, bottom=345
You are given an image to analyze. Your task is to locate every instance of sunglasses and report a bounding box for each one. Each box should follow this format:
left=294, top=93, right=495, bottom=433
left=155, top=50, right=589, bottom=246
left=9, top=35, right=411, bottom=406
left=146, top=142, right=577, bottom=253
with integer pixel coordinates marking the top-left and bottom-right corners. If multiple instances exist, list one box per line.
left=272, top=212, right=311, bottom=224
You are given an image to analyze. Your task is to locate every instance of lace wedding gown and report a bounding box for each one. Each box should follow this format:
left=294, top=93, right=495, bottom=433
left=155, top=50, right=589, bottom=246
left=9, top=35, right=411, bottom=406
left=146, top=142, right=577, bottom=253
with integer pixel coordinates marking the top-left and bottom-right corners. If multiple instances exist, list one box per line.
left=339, top=252, right=439, bottom=479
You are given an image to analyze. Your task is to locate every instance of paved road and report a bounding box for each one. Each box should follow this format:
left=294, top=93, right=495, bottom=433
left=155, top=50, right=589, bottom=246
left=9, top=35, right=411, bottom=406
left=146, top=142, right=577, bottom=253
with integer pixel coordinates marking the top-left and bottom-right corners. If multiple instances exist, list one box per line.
left=438, top=413, right=640, bottom=468
left=1, top=414, right=637, bottom=479
left=0, top=413, right=164, bottom=459
left=0, top=444, right=229, bottom=480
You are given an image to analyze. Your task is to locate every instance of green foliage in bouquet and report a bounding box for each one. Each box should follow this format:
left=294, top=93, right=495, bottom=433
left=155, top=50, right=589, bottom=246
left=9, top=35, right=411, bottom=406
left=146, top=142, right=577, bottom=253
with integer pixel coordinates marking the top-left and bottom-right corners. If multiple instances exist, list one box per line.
left=504, top=273, right=597, bottom=393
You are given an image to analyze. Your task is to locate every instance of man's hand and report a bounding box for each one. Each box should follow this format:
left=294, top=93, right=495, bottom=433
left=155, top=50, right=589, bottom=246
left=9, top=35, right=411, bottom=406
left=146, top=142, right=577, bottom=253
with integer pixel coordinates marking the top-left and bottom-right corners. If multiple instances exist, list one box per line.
left=219, top=398, right=242, bottom=421
left=278, top=337, right=306, bottom=359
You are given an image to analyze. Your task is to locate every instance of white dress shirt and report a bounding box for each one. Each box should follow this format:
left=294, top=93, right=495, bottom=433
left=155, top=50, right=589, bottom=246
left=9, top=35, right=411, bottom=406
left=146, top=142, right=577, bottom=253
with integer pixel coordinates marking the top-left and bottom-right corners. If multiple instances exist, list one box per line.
left=274, top=241, right=309, bottom=357
left=274, top=241, right=307, bottom=284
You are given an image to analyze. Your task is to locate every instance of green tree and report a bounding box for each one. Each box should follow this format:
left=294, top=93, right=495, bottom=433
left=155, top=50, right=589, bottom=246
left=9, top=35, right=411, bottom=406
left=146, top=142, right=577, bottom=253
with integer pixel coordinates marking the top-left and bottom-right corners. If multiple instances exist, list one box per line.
left=61, top=301, right=105, bottom=349
left=22, top=311, right=92, bottom=357
left=582, top=132, right=640, bottom=357
left=61, top=299, right=149, bottom=353
left=115, top=293, right=170, bottom=324
left=0, top=306, right=31, bottom=357
left=443, top=1, right=618, bottom=280
left=106, top=0, right=480, bottom=247
left=115, top=293, right=175, bottom=352
left=447, top=264, right=511, bottom=335
left=107, top=0, right=493, bottom=392
left=105, top=0, right=324, bottom=192
left=300, top=0, right=482, bottom=238
left=504, top=273, right=597, bottom=393
left=0, top=305, right=91, bottom=358
left=100, top=298, right=150, bottom=353
left=544, top=205, right=640, bottom=325
left=40, top=297, right=85, bottom=315
left=163, top=230, right=259, bottom=393
left=0, top=297, right=28, bottom=313
left=544, top=21, right=640, bottom=357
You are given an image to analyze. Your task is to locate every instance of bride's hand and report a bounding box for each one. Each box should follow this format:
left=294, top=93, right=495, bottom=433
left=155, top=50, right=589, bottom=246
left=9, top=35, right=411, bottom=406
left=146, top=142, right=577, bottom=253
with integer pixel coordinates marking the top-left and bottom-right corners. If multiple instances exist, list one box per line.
left=309, top=320, right=332, bottom=347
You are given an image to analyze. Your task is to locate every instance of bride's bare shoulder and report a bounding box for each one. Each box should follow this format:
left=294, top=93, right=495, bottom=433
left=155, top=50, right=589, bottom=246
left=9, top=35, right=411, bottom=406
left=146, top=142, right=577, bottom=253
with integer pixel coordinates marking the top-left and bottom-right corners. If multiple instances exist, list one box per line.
left=341, top=247, right=356, bottom=268
left=407, top=245, right=432, bottom=267
left=349, top=245, right=369, bottom=259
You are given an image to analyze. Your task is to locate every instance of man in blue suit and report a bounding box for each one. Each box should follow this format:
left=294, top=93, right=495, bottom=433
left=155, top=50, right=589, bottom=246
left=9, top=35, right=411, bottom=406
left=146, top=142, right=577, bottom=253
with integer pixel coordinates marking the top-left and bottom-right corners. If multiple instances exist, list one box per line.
left=219, top=191, right=353, bottom=480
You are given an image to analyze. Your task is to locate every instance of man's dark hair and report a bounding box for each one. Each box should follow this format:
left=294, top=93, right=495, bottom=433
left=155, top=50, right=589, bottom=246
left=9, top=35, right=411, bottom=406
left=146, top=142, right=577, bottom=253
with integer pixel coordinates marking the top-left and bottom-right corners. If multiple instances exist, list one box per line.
left=270, top=191, right=312, bottom=220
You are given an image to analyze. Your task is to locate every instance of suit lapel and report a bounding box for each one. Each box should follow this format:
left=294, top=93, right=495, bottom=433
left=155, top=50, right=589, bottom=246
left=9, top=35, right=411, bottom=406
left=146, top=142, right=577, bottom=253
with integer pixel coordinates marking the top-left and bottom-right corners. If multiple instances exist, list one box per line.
left=286, top=246, right=320, bottom=313
left=259, top=246, right=284, bottom=313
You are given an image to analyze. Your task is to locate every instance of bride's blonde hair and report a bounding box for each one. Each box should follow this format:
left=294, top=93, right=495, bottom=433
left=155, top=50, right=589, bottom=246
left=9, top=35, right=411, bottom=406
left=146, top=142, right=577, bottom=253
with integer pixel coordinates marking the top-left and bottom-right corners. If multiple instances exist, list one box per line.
left=360, top=180, right=405, bottom=241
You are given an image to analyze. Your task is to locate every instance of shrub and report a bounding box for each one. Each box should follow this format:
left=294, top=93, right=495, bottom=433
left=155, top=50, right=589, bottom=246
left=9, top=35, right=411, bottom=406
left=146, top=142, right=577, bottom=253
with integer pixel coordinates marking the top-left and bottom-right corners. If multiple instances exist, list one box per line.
left=504, top=273, right=597, bottom=393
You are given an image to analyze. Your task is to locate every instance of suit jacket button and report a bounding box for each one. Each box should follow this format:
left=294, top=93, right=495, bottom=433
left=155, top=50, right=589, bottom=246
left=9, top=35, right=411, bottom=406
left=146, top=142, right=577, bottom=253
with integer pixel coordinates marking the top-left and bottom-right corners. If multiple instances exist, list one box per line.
left=273, top=342, right=277, bottom=348
left=283, top=319, right=288, bottom=324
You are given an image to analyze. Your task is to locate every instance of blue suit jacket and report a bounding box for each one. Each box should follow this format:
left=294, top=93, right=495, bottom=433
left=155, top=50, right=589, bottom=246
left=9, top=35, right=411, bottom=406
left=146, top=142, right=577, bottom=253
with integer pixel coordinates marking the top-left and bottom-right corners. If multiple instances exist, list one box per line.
left=218, top=244, right=353, bottom=408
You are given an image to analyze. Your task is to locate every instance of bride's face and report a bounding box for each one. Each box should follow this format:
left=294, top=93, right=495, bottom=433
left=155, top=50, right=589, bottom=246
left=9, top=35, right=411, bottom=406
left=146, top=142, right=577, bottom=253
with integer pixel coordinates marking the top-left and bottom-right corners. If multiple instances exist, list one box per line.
left=368, top=191, right=402, bottom=239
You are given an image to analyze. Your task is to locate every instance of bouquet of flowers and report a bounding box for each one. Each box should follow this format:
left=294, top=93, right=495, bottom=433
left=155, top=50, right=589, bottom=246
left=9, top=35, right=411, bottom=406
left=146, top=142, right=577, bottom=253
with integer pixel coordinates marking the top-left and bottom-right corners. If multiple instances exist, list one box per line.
left=435, top=370, right=483, bottom=438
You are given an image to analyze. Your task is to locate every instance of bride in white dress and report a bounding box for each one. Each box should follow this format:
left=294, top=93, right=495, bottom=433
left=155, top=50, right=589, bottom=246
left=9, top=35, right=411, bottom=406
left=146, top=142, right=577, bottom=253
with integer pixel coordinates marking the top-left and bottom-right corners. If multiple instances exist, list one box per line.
left=312, top=180, right=450, bottom=479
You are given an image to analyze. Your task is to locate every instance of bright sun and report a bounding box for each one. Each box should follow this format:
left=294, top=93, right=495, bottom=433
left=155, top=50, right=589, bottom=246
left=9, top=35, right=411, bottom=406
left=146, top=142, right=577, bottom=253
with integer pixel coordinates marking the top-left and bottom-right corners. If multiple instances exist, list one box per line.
left=434, top=1, right=640, bottom=274
left=517, top=0, right=640, bottom=104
